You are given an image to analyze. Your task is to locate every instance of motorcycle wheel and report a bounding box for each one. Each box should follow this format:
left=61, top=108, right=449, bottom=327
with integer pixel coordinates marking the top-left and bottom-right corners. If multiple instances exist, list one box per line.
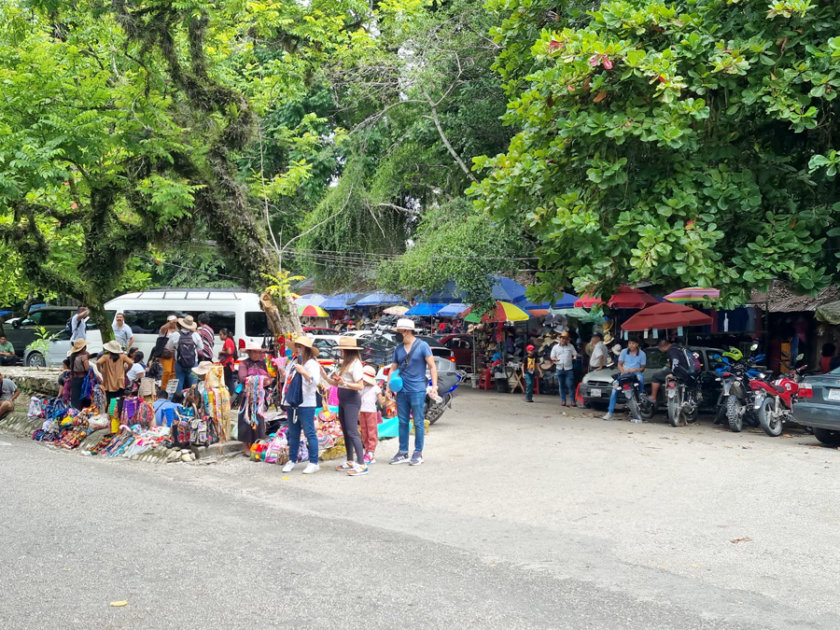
left=758, top=397, right=783, bottom=437
left=667, top=395, right=680, bottom=427
left=426, top=394, right=451, bottom=425
left=726, top=395, right=743, bottom=433
left=639, top=396, right=655, bottom=421
left=627, top=395, right=641, bottom=422
left=714, top=395, right=727, bottom=425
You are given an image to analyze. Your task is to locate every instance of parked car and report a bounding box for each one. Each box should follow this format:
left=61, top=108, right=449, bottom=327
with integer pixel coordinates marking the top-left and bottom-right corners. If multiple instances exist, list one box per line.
left=23, top=325, right=104, bottom=367
left=361, top=334, right=454, bottom=368
left=2, top=306, right=78, bottom=357
left=792, top=367, right=840, bottom=445
left=580, top=346, right=721, bottom=412
left=438, top=334, right=475, bottom=371
left=303, top=327, right=340, bottom=335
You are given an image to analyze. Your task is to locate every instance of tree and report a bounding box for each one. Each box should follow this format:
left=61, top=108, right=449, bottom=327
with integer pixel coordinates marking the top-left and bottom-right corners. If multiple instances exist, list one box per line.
left=473, top=0, right=840, bottom=306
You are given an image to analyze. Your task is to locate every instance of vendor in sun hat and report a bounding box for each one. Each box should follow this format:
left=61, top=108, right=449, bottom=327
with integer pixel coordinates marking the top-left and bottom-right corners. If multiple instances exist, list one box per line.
left=68, top=337, right=91, bottom=410
left=385, top=318, right=438, bottom=467
left=281, top=335, right=322, bottom=475
left=96, top=339, right=133, bottom=418
left=321, top=336, right=367, bottom=475
left=165, top=315, right=203, bottom=393
left=237, top=341, right=272, bottom=455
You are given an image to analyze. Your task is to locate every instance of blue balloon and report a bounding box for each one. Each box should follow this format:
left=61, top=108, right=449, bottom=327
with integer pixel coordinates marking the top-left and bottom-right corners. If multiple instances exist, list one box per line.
left=389, top=372, right=404, bottom=393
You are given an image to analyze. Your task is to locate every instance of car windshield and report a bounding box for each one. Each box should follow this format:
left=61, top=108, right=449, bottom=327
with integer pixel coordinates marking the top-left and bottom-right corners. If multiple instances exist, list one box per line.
left=636, top=347, right=666, bottom=369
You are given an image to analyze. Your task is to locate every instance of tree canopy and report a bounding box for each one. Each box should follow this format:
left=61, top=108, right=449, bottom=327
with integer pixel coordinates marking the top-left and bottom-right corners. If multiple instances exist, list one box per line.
left=473, top=0, right=840, bottom=306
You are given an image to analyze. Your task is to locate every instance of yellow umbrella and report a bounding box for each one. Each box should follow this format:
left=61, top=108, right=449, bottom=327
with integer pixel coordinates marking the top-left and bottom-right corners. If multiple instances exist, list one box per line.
left=299, top=304, right=329, bottom=317
left=465, top=301, right=530, bottom=323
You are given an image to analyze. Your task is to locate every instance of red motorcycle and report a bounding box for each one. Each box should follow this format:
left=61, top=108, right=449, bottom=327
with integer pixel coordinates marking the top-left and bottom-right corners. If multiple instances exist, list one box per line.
left=750, top=365, right=809, bottom=436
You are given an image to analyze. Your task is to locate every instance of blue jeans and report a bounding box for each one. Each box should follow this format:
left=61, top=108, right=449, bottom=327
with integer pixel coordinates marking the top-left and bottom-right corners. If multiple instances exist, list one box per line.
left=397, top=390, right=426, bottom=453
left=608, top=373, right=645, bottom=413
left=175, top=361, right=196, bottom=393
left=557, top=368, right=574, bottom=402
left=287, top=406, right=318, bottom=464
left=524, top=372, right=535, bottom=400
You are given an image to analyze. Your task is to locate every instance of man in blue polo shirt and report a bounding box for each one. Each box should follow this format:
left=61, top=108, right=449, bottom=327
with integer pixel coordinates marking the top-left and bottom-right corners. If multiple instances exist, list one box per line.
left=602, top=337, right=646, bottom=421
left=386, top=318, right=439, bottom=466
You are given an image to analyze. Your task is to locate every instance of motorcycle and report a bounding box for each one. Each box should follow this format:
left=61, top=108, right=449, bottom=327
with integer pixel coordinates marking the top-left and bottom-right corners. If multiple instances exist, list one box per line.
left=712, top=346, right=765, bottom=433
left=612, top=372, right=654, bottom=422
left=375, top=356, right=464, bottom=425
left=751, top=361, right=807, bottom=437
left=665, top=363, right=703, bottom=427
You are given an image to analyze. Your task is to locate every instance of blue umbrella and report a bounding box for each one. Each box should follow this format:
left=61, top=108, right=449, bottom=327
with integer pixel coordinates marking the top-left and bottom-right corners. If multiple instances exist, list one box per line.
left=295, top=293, right=328, bottom=307
left=491, top=275, right=527, bottom=302
left=322, top=293, right=359, bottom=311
left=355, top=292, right=405, bottom=307
left=436, top=303, right=471, bottom=318
left=514, top=292, right=578, bottom=310
left=405, top=303, right=446, bottom=316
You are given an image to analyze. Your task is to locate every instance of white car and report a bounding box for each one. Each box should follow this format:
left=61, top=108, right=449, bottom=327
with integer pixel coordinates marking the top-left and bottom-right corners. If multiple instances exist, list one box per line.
left=23, top=327, right=103, bottom=367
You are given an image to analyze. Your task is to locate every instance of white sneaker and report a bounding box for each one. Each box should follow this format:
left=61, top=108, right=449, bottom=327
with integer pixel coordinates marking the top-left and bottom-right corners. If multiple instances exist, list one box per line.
left=281, top=460, right=295, bottom=473
left=302, top=463, right=320, bottom=474
left=601, top=413, right=613, bottom=421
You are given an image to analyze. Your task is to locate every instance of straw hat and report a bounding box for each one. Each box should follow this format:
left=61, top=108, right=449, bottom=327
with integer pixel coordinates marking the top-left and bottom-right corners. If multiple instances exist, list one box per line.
left=177, top=315, right=198, bottom=332
left=293, top=335, right=320, bottom=357
left=337, top=336, right=360, bottom=350
left=362, top=365, right=377, bottom=385
left=71, top=338, right=88, bottom=353
left=243, top=341, right=265, bottom=353
left=103, top=340, right=123, bottom=354
left=192, top=361, right=213, bottom=376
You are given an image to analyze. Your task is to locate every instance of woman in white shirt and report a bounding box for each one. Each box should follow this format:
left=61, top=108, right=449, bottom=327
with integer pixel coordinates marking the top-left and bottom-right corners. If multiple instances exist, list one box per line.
left=282, top=336, right=322, bottom=475
left=322, top=337, right=367, bottom=475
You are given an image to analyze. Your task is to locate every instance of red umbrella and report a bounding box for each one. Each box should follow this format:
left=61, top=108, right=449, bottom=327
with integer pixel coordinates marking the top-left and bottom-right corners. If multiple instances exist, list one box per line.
left=621, top=302, right=713, bottom=331
left=574, top=294, right=603, bottom=308
left=607, top=286, right=658, bottom=309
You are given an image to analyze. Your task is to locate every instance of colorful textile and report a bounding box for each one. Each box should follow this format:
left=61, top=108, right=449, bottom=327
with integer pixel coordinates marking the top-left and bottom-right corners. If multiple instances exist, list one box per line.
left=203, top=386, right=231, bottom=441
left=241, top=375, right=267, bottom=431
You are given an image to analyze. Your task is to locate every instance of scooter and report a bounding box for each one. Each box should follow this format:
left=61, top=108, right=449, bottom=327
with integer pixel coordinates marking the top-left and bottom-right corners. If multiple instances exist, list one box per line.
left=751, top=361, right=807, bottom=437
left=666, top=363, right=702, bottom=427
left=712, top=346, right=765, bottom=432
left=611, top=372, right=654, bottom=422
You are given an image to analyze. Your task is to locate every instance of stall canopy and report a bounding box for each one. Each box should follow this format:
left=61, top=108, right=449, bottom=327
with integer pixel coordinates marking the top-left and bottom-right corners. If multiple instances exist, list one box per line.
left=516, top=292, right=578, bottom=311
left=383, top=305, right=409, bottom=315
left=321, top=293, right=359, bottom=310
left=420, top=281, right=469, bottom=304
left=816, top=300, right=840, bottom=325
left=621, top=302, right=712, bottom=331
left=607, top=286, right=659, bottom=309
left=437, top=303, right=471, bottom=318
left=491, top=275, right=527, bottom=302
left=574, top=294, right=603, bottom=308
left=664, top=287, right=720, bottom=303
left=295, top=293, right=328, bottom=307
left=299, top=304, right=329, bottom=318
left=355, top=292, right=405, bottom=307
left=405, top=303, right=445, bottom=316
left=465, top=301, right=530, bottom=323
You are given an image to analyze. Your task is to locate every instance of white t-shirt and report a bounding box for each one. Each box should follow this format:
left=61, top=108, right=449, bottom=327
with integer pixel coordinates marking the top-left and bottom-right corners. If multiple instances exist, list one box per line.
left=589, top=341, right=608, bottom=369
left=126, top=363, right=146, bottom=382
left=360, top=383, right=381, bottom=413
left=284, top=358, right=321, bottom=408
left=338, top=359, right=364, bottom=388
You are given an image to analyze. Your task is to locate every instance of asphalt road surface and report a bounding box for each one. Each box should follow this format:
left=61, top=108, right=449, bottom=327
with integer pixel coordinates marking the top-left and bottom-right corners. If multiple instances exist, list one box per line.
left=2, top=389, right=839, bottom=629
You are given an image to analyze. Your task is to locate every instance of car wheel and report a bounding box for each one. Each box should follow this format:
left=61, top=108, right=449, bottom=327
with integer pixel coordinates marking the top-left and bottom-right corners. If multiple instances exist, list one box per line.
left=814, top=428, right=840, bottom=446
left=25, top=352, right=45, bottom=368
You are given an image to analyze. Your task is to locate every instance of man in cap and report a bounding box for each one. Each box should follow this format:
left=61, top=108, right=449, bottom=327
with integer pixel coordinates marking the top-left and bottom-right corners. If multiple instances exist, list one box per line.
left=386, top=318, right=438, bottom=466
left=0, top=371, right=20, bottom=419
left=550, top=332, right=578, bottom=406
left=521, top=344, right=542, bottom=403
left=602, top=337, right=646, bottom=421
left=588, top=331, right=608, bottom=372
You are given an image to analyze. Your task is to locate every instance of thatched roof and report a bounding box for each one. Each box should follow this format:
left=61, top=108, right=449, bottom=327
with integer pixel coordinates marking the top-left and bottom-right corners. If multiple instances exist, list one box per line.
left=748, top=281, right=840, bottom=312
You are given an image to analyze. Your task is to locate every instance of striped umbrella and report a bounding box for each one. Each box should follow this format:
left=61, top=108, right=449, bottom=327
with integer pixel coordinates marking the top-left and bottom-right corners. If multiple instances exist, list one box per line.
left=464, top=301, right=530, bottom=323
left=298, top=304, right=329, bottom=317
left=664, top=287, right=720, bottom=303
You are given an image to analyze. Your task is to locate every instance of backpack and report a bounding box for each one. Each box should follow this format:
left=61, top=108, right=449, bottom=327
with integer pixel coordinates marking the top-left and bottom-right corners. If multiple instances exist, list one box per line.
left=682, top=347, right=701, bottom=373
left=177, top=333, right=198, bottom=369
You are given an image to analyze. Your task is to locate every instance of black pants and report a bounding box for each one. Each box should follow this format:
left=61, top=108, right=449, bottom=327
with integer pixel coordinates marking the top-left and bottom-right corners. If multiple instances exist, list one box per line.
left=0, top=355, right=17, bottom=366
left=337, top=388, right=364, bottom=464
left=223, top=365, right=234, bottom=393
left=106, top=389, right=125, bottom=420
left=70, top=376, right=90, bottom=410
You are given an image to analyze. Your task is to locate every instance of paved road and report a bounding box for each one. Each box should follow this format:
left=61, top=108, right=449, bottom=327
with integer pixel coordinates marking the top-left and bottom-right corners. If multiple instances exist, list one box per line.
left=1, top=389, right=839, bottom=629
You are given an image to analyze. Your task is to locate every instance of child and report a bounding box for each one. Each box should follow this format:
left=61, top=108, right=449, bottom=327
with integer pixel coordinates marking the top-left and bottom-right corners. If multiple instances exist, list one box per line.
left=521, top=344, right=542, bottom=403
left=359, top=365, right=381, bottom=465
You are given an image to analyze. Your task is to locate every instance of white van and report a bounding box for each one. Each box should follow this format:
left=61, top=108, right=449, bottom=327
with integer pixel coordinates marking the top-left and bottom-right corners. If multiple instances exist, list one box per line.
left=104, top=289, right=273, bottom=358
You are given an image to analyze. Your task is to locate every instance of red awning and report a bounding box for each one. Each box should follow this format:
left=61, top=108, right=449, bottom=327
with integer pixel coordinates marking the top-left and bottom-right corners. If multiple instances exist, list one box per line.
left=621, top=302, right=713, bottom=331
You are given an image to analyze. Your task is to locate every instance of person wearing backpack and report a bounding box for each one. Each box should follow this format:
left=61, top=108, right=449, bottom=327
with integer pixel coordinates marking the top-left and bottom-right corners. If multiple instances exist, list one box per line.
left=649, top=338, right=692, bottom=404
left=165, top=315, right=202, bottom=393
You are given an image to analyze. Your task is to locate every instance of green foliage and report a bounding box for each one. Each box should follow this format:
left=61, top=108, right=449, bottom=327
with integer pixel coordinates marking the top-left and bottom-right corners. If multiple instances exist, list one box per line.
left=474, top=0, right=840, bottom=306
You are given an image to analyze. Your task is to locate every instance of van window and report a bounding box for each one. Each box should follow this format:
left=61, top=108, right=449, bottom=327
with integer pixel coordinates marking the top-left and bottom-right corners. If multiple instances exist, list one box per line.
left=186, top=311, right=235, bottom=333
left=245, top=311, right=270, bottom=337
left=123, top=310, right=180, bottom=334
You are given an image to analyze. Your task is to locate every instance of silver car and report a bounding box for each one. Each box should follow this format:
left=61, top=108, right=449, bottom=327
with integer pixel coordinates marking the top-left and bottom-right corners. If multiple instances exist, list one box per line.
left=23, top=327, right=103, bottom=367
left=792, top=367, right=840, bottom=445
